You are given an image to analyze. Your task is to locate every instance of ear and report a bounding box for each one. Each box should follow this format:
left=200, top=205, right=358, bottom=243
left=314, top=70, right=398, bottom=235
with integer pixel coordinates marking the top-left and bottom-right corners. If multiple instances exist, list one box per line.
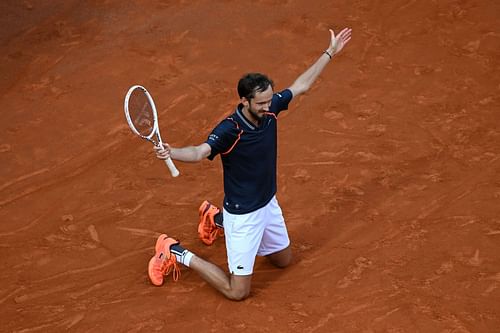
left=241, top=97, right=250, bottom=107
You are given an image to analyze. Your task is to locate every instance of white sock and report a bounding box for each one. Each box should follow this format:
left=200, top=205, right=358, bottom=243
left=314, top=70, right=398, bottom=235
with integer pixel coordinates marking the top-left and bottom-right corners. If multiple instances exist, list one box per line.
left=175, top=250, right=194, bottom=267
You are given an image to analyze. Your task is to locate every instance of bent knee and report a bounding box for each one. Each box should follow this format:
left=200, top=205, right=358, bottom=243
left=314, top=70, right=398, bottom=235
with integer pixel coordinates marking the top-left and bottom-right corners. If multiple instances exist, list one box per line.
left=273, top=255, right=292, bottom=268
left=268, top=250, right=293, bottom=268
left=225, top=274, right=252, bottom=301
left=226, top=289, right=250, bottom=301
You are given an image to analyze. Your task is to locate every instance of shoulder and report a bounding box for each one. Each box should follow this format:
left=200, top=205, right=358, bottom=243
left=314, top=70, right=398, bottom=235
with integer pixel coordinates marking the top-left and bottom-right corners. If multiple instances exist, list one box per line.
left=206, top=114, right=243, bottom=159
left=208, top=115, right=241, bottom=142
left=273, top=89, right=293, bottom=102
left=269, top=89, right=293, bottom=114
left=212, top=116, right=240, bottom=133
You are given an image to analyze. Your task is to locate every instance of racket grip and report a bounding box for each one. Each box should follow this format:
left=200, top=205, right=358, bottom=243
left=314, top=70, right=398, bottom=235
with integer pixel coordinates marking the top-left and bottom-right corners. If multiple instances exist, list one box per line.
left=165, top=157, right=180, bottom=177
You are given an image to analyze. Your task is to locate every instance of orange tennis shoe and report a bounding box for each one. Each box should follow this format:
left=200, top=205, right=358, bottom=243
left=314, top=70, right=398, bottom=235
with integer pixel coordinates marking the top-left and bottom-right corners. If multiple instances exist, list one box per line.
left=148, top=234, right=181, bottom=286
left=198, top=200, right=223, bottom=245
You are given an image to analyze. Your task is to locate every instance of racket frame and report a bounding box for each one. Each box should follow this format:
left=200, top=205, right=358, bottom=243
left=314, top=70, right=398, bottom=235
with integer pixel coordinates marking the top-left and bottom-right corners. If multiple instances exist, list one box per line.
left=124, top=85, right=180, bottom=177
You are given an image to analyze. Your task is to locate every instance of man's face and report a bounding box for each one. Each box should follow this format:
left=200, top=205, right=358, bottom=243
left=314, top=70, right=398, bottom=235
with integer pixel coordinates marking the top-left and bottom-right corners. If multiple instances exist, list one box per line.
left=244, top=85, right=273, bottom=121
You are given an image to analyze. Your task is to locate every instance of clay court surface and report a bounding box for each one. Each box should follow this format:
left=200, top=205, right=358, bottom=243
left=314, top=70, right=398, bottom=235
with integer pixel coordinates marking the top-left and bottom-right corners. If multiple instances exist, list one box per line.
left=1, top=0, right=499, bottom=332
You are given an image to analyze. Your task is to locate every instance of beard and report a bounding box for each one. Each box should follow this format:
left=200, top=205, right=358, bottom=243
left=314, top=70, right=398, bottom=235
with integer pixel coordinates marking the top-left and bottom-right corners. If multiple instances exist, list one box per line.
left=247, top=105, right=265, bottom=123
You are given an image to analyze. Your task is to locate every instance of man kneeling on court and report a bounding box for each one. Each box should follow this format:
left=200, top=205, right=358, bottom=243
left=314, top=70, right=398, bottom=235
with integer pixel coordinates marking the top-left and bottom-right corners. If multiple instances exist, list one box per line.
left=147, top=27, right=352, bottom=300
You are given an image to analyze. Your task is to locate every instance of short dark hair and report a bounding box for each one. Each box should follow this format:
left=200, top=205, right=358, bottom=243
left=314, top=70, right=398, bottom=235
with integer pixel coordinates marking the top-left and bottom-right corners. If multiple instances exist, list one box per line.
left=237, top=73, right=274, bottom=100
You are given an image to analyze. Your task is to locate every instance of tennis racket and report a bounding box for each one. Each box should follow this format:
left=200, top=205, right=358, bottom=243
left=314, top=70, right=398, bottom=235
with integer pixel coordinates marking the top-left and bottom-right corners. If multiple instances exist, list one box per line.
left=124, top=85, right=180, bottom=177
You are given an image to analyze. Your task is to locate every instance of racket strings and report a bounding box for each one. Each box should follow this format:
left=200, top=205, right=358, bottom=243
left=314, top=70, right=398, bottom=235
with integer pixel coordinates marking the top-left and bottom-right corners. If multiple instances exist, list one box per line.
left=128, top=89, right=156, bottom=137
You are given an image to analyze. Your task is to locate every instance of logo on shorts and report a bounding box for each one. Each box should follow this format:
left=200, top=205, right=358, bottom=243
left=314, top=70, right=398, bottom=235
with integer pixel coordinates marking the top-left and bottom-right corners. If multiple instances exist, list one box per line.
left=237, top=265, right=244, bottom=270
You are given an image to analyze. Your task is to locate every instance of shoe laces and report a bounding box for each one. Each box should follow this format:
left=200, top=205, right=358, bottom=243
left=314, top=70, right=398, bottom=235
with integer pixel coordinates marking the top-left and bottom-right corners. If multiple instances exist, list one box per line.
left=159, top=252, right=181, bottom=282
left=207, top=227, right=224, bottom=244
left=200, top=208, right=223, bottom=244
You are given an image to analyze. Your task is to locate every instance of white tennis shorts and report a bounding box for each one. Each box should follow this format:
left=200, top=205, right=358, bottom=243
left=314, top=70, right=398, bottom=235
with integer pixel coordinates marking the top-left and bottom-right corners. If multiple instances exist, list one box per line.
left=222, top=196, right=290, bottom=276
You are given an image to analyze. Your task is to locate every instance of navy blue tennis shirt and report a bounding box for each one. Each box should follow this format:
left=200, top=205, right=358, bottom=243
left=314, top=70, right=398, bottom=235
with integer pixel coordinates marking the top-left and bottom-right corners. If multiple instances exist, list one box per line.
left=206, top=89, right=293, bottom=214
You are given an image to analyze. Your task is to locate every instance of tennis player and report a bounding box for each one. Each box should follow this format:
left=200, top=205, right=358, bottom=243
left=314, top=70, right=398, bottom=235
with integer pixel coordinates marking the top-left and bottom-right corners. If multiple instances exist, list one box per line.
left=148, top=27, right=352, bottom=300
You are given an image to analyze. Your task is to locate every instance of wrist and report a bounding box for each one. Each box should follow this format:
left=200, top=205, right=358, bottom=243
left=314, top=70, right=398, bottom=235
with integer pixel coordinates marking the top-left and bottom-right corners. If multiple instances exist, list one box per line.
left=323, top=50, right=333, bottom=59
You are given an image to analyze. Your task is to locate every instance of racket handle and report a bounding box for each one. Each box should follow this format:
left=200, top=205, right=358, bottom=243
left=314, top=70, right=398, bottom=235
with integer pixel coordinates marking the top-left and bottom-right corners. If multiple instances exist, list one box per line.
left=165, top=157, right=180, bottom=177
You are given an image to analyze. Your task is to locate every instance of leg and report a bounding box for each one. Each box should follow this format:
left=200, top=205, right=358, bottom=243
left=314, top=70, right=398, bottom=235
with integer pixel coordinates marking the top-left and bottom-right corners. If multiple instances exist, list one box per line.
left=259, top=196, right=293, bottom=268
left=266, top=245, right=292, bottom=268
left=195, top=201, right=255, bottom=300
left=190, top=255, right=252, bottom=301
left=149, top=235, right=252, bottom=301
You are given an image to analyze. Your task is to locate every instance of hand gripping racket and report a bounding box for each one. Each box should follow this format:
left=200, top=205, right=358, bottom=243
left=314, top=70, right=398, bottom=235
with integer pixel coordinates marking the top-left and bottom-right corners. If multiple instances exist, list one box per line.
left=124, top=85, right=180, bottom=177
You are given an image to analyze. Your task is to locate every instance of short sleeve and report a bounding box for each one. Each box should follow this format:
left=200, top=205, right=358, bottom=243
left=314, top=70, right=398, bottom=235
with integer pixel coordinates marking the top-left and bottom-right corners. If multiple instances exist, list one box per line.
left=205, top=119, right=241, bottom=160
left=270, top=89, right=293, bottom=116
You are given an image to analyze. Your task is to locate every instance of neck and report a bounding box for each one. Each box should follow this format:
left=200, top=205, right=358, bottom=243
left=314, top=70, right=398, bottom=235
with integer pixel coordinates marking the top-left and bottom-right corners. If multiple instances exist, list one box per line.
left=241, top=106, right=260, bottom=126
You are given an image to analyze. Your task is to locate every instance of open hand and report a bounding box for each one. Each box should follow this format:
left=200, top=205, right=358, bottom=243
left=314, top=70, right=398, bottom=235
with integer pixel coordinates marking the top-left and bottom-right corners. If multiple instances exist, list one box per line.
left=329, top=28, right=352, bottom=55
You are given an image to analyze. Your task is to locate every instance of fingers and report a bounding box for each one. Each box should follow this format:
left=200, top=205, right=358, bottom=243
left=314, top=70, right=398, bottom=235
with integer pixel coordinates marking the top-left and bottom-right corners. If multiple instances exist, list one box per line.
left=331, top=27, right=352, bottom=40
left=154, top=143, right=171, bottom=160
left=339, top=27, right=352, bottom=35
left=328, top=27, right=352, bottom=54
left=155, top=150, right=170, bottom=160
left=153, top=142, right=169, bottom=150
left=153, top=145, right=165, bottom=152
left=329, top=28, right=335, bottom=39
left=339, top=27, right=352, bottom=42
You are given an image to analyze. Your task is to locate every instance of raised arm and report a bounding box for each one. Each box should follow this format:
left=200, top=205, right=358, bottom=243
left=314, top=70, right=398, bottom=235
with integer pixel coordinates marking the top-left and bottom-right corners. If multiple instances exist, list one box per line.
left=288, top=28, right=352, bottom=97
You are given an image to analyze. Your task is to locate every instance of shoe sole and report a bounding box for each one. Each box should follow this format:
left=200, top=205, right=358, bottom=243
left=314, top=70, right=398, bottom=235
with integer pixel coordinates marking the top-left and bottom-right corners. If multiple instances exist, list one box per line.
left=198, top=201, right=222, bottom=246
left=199, top=200, right=211, bottom=217
left=148, top=256, right=164, bottom=286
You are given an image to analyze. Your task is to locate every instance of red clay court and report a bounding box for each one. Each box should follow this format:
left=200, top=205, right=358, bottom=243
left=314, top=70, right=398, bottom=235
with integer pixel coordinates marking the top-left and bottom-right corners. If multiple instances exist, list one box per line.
left=1, top=1, right=499, bottom=332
